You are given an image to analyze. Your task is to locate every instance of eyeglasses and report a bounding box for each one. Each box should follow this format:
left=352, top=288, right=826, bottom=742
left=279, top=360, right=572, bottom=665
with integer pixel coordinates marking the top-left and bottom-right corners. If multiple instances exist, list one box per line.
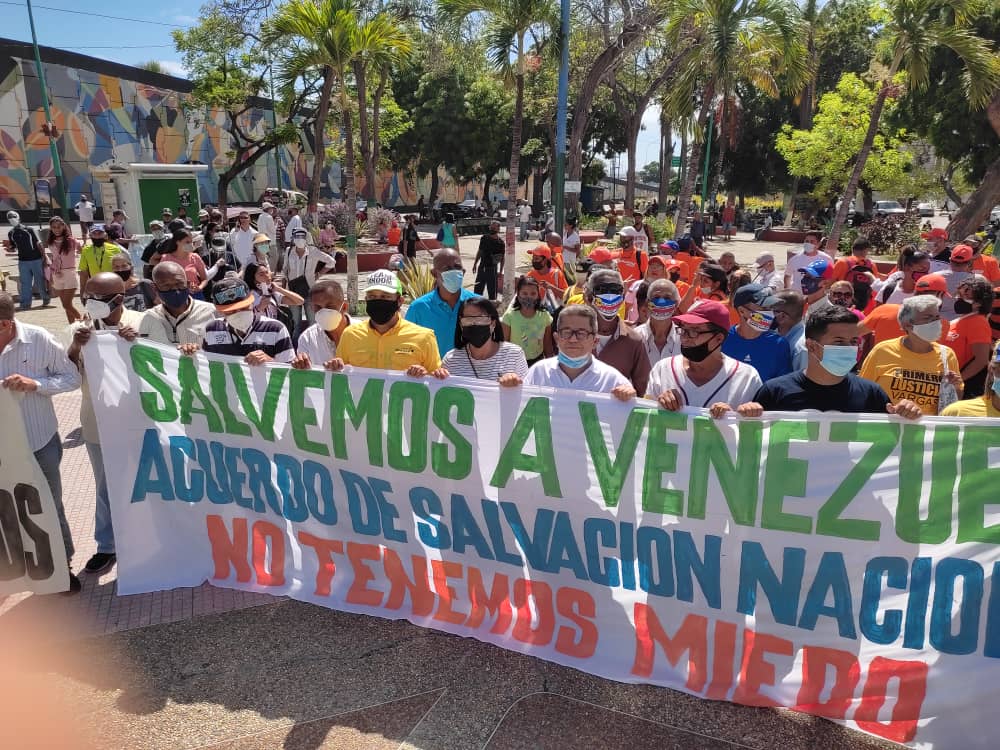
left=677, top=327, right=715, bottom=340
left=460, top=316, right=492, bottom=326
left=557, top=329, right=595, bottom=341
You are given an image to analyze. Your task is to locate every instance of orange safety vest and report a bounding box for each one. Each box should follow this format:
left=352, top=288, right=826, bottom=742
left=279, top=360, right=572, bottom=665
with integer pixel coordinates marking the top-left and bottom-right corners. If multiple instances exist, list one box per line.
left=614, top=248, right=648, bottom=283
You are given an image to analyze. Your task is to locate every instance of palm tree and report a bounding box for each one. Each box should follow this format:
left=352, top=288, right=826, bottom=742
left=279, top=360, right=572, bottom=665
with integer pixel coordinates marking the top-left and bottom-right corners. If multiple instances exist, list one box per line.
left=826, top=0, right=1000, bottom=252
left=664, top=0, right=810, bottom=237
left=439, top=0, right=557, bottom=303
left=268, top=0, right=411, bottom=309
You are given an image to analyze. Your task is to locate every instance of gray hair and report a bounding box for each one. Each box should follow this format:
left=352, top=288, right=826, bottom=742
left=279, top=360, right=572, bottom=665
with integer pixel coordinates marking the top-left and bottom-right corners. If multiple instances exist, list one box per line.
left=898, top=294, right=941, bottom=328
left=647, top=279, right=680, bottom=302
left=584, top=268, right=624, bottom=299
left=558, top=304, right=599, bottom=334
left=0, top=291, right=14, bottom=320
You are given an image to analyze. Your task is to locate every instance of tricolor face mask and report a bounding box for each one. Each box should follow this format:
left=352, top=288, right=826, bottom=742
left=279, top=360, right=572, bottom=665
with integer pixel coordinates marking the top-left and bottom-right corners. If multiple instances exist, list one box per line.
left=746, top=309, right=776, bottom=332
left=648, top=296, right=677, bottom=321
left=593, top=292, right=624, bottom=319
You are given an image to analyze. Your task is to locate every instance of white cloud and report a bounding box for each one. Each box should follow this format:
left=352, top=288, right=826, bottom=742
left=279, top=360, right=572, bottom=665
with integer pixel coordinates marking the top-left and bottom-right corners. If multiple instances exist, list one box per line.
left=155, top=60, right=188, bottom=78
left=172, top=14, right=198, bottom=24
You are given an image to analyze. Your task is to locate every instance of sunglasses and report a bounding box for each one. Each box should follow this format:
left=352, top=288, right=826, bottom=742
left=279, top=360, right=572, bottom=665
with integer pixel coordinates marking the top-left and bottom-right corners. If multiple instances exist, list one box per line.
left=211, top=282, right=250, bottom=306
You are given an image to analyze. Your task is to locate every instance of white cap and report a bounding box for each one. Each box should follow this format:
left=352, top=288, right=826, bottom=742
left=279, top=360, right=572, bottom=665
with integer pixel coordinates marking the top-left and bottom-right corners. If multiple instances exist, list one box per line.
left=261, top=201, right=274, bottom=210
left=365, top=269, right=399, bottom=295
left=619, top=225, right=638, bottom=238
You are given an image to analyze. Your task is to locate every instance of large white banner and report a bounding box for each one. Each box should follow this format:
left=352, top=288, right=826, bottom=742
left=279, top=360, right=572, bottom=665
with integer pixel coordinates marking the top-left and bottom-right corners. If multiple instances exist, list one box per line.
left=84, top=333, right=1000, bottom=748
left=0, top=389, right=70, bottom=595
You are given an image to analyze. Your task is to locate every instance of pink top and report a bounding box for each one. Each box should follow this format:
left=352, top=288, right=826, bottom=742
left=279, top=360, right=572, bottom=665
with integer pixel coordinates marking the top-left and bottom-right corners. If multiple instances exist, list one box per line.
left=161, top=251, right=207, bottom=291
left=319, top=228, right=338, bottom=247
left=47, top=235, right=80, bottom=273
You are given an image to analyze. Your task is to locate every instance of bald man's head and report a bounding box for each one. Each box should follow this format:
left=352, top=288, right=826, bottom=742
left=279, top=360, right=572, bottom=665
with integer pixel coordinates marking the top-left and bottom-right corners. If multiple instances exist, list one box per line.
left=153, top=261, right=187, bottom=286
left=87, top=272, right=126, bottom=296
left=432, top=248, right=462, bottom=274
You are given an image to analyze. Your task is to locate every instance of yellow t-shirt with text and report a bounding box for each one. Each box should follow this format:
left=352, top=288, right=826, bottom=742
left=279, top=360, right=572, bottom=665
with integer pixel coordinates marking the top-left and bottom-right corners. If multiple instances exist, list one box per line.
left=858, top=337, right=962, bottom=415
left=337, top=317, right=441, bottom=372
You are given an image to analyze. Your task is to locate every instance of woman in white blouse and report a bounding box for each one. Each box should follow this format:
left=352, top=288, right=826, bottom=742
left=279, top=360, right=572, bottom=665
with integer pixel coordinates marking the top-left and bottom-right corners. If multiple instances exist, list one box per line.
left=442, top=297, right=528, bottom=384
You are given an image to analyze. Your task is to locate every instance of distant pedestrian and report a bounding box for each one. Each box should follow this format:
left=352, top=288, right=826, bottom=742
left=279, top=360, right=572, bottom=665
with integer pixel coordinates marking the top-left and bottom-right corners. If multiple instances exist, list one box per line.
left=6, top=211, right=50, bottom=311
left=74, top=194, right=95, bottom=237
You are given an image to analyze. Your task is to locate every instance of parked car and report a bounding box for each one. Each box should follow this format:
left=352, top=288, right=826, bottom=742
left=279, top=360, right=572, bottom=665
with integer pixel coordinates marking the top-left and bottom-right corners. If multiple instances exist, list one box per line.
left=990, top=205, right=1000, bottom=224
left=917, top=202, right=935, bottom=217
left=874, top=200, right=906, bottom=217
left=258, top=188, right=307, bottom=208
left=441, top=201, right=478, bottom=220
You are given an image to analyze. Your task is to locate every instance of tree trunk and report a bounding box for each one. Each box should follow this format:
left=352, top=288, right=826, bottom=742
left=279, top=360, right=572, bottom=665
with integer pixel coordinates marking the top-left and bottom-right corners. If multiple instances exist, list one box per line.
left=339, top=79, right=360, bottom=311
left=827, top=68, right=898, bottom=252
left=371, top=70, right=386, bottom=205
left=533, top=165, right=547, bottom=215
left=353, top=61, right=373, bottom=202
left=503, top=36, right=526, bottom=305
left=658, top=117, right=671, bottom=215
left=217, top=173, right=231, bottom=218
left=310, top=66, right=335, bottom=219
left=429, top=168, right=440, bottom=206
left=948, top=156, right=1000, bottom=239
left=673, top=86, right=713, bottom=238
left=707, top=109, right=727, bottom=206
left=860, top=183, right=874, bottom=216
left=940, top=162, right=964, bottom=209
left=624, top=119, right=640, bottom=211
left=483, top=169, right=496, bottom=205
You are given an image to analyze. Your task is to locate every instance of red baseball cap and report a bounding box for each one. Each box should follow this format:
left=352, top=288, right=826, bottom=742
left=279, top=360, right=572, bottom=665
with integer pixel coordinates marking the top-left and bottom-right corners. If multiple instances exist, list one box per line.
left=927, top=228, right=949, bottom=241
left=674, top=300, right=731, bottom=330
left=950, top=244, right=974, bottom=263
left=588, top=247, right=613, bottom=264
left=914, top=273, right=950, bottom=296
left=528, top=244, right=552, bottom=258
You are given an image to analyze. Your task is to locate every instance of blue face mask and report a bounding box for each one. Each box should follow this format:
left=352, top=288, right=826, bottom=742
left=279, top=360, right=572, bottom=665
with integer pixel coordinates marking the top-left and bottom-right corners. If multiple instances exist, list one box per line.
left=557, top=350, right=592, bottom=369
left=159, top=288, right=190, bottom=309
left=818, top=344, right=857, bottom=376
left=991, top=377, right=1000, bottom=398
left=440, top=269, right=465, bottom=293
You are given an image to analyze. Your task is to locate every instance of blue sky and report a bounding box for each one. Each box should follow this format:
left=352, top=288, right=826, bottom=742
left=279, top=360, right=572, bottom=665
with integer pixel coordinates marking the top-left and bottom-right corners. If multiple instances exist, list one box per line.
left=6, top=1, right=665, bottom=168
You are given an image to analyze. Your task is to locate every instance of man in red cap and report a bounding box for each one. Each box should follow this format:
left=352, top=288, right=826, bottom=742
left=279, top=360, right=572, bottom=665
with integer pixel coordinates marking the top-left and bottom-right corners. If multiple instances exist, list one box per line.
left=526, top=244, right=567, bottom=296
left=939, top=244, right=976, bottom=320
left=645, top=299, right=763, bottom=417
left=859, top=273, right=951, bottom=346
left=921, top=227, right=951, bottom=271
left=964, top=234, right=1000, bottom=282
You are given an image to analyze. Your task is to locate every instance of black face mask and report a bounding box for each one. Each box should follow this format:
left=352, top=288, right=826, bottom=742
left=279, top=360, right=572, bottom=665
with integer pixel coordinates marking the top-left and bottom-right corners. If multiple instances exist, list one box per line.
left=531, top=260, right=546, bottom=270
left=681, top=338, right=720, bottom=363
left=463, top=324, right=493, bottom=348
left=115, top=270, right=132, bottom=282
left=366, top=298, right=399, bottom=325
left=953, top=299, right=974, bottom=315
left=92, top=238, right=106, bottom=247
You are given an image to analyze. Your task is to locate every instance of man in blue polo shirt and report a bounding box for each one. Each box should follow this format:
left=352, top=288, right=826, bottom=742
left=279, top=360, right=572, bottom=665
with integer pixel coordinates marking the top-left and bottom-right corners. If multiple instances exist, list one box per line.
left=722, top=283, right=792, bottom=382
left=405, top=248, right=474, bottom=357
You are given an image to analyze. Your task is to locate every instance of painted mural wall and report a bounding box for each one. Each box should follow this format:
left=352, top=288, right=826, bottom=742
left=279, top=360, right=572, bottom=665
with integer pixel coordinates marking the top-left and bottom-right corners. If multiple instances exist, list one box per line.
left=0, top=44, right=498, bottom=215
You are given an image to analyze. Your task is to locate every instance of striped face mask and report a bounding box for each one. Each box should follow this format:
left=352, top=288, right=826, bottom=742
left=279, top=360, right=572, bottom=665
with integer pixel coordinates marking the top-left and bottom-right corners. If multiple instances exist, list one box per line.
left=594, top=293, right=624, bottom=319
left=649, top=297, right=677, bottom=321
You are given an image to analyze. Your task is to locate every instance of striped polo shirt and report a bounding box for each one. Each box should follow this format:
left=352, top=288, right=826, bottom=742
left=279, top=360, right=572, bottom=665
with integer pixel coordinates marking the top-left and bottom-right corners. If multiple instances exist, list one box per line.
left=202, top=315, right=295, bottom=363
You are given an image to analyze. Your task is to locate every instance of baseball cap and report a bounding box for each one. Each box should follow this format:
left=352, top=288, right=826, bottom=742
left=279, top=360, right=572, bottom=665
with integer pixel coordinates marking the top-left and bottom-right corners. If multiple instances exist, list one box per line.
left=365, top=269, right=399, bottom=295
left=210, top=276, right=254, bottom=312
left=261, top=201, right=274, bottom=210
left=291, top=228, right=308, bottom=238
left=648, top=255, right=672, bottom=269
left=926, top=228, right=948, bottom=241
left=198, top=209, right=209, bottom=219
left=963, top=235, right=983, bottom=249
left=619, top=226, right=638, bottom=238
left=162, top=207, right=173, bottom=216
left=755, top=252, right=775, bottom=267
left=588, top=247, right=613, bottom=264
left=674, top=300, right=731, bottom=330
left=90, top=223, right=106, bottom=233
left=950, top=244, right=973, bottom=263
left=733, top=283, right=781, bottom=309
left=529, top=244, right=552, bottom=258
left=800, top=258, right=834, bottom=279
left=6, top=210, right=19, bottom=221
left=148, top=220, right=164, bottom=229
left=658, top=240, right=680, bottom=253
left=697, top=263, right=728, bottom=285
left=914, top=273, right=950, bottom=296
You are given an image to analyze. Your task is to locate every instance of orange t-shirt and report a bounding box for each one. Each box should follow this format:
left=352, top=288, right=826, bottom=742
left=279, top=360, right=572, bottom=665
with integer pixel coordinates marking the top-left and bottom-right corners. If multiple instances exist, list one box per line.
left=387, top=225, right=401, bottom=245
left=971, top=254, right=1000, bottom=283
left=673, top=280, right=690, bottom=297
left=946, top=314, right=992, bottom=367
left=729, top=305, right=742, bottom=328
left=861, top=304, right=949, bottom=346
left=833, top=257, right=883, bottom=282
left=527, top=266, right=567, bottom=292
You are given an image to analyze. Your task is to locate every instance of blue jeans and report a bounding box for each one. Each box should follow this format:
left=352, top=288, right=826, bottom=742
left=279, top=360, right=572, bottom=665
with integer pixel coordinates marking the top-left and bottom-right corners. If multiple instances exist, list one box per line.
left=33, top=433, right=75, bottom=563
left=18, top=258, right=49, bottom=309
left=86, top=440, right=114, bottom=553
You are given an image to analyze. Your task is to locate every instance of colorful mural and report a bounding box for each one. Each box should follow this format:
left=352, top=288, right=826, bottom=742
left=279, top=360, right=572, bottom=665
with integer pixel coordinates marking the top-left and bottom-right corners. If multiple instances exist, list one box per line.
left=0, top=40, right=494, bottom=214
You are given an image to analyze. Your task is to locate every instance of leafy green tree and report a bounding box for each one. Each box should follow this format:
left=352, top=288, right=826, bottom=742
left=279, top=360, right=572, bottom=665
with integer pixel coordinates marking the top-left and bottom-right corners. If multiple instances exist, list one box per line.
left=826, top=0, right=1000, bottom=251
left=776, top=73, right=912, bottom=207
left=662, top=0, right=810, bottom=237
left=638, top=161, right=661, bottom=185
left=439, top=0, right=557, bottom=302
left=268, top=0, right=412, bottom=308
left=172, top=7, right=309, bottom=214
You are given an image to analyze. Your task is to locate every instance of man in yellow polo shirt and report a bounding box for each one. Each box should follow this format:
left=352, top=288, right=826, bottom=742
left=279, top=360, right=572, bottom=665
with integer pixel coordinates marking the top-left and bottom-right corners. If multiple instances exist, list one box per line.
left=940, top=342, right=1000, bottom=417
left=78, top=224, right=124, bottom=296
left=326, top=269, right=444, bottom=376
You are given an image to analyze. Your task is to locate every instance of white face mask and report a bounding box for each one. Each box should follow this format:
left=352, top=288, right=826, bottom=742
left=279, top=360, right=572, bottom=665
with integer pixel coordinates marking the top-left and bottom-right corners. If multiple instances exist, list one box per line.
left=315, top=308, right=343, bottom=331
left=803, top=242, right=816, bottom=254
left=294, top=238, right=307, bottom=249
left=84, top=299, right=113, bottom=320
left=151, top=230, right=164, bottom=241
left=8, top=216, right=20, bottom=226
left=225, top=310, right=254, bottom=332
left=700, top=286, right=714, bottom=295
left=911, top=319, right=943, bottom=343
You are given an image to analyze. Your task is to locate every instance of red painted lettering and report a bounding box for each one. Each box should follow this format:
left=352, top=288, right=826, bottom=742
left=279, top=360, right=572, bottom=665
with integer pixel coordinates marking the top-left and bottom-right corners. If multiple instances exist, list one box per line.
left=251, top=520, right=285, bottom=586
left=206, top=515, right=252, bottom=583
left=630, top=605, right=708, bottom=692
left=733, top=629, right=793, bottom=707
left=555, top=587, right=598, bottom=658
left=345, top=542, right=383, bottom=606
left=431, top=559, right=467, bottom=625
left=854, top=656, right=928, bottom=743
left=512, top=579, right=555, bottom=645
left=794, top=646, right=860, bottom=719
left=466, top=568, right=512, bottom=634
left=297, top=531, right=344, bottom=596
left=383, top=549, right=434, bottom=616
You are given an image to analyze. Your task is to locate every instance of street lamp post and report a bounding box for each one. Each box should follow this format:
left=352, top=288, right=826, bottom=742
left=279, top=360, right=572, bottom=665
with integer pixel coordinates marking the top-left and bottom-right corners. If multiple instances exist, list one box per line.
left=26, top=0, right=69, bottom=219
left=700, top=109, right=714, bottom=210
left=552, top=0, right=570, bottom=231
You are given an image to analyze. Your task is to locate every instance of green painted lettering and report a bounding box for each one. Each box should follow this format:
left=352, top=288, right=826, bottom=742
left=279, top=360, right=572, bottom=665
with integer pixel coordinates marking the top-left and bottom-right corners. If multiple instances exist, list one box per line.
left=330, top=374, right=384, bottom=466
left=957, top=426, right=1000, bottom=543
left=209, top=360, right=251, bottom=437
left=130, top=345, right=177, bottom=422
left=230, top=363, right=287, bottom=441
left=816, top=422, right=897, bottom=541
left=579, top=403, right=648, bottom=509
left=640, top=409, right=686, bottom=514
left=761, top=421, right=818, bottom=534
left=431, top=386, right=474, bottom=480
left=387, top=380, right=430, bottom=472
left=490, top=397, right=562, bottom=498
left=896, top=424, right=956, bottom=543
left=288, top=369, right=330, bottom=456
left=688, top=418, right=762, bottom=525
left=177, top=357, right=223, bottom=431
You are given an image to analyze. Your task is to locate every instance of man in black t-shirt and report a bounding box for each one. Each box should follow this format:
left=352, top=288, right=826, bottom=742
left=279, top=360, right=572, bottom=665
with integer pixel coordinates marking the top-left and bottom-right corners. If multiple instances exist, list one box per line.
left=472, top=220, right=504, bottom=299
left=747, top=306, right=921, bottom=417
left=6, top=210, right=49, bottom=309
